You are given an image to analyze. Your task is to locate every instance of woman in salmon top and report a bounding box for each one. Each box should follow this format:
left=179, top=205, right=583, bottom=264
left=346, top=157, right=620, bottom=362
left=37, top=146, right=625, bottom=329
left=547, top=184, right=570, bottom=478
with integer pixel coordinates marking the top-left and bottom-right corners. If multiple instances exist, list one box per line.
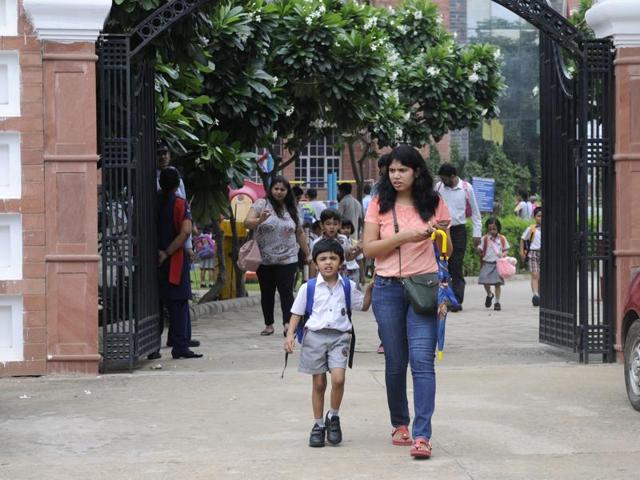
left=362, top=144, right=451, bottom=459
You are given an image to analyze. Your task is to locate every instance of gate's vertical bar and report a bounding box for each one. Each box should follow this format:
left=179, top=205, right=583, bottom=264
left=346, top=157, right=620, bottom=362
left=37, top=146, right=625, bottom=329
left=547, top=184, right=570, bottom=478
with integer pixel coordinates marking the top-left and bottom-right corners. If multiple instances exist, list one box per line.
left=578, top=46, right=590, bottom=363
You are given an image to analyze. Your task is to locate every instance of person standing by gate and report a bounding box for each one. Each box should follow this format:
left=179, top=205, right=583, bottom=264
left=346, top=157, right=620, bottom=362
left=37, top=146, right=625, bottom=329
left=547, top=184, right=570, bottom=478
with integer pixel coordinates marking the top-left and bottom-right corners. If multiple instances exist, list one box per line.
left=156, top=168, right=203, bottom=359
left=436, top=163, right=481, bottom=311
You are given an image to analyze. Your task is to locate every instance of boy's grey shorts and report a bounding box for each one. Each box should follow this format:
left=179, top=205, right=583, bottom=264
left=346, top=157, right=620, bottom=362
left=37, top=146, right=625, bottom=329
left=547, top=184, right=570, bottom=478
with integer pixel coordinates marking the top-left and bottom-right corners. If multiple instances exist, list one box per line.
left=298, top=329, right=352, bottom=374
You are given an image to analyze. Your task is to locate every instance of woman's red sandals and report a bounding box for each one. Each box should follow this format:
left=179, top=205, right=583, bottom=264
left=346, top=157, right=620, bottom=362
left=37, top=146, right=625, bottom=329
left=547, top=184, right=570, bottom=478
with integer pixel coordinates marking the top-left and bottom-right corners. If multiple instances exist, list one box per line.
left=391, top=425, right=412, bottom=446
left=410, top=437, right=432, bottom=459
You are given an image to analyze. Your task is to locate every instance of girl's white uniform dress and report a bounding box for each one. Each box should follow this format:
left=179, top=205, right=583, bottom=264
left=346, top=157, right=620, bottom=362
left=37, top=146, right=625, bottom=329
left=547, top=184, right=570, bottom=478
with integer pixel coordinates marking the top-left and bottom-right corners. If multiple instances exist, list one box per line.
left=478, top=235, right=509, bottom=286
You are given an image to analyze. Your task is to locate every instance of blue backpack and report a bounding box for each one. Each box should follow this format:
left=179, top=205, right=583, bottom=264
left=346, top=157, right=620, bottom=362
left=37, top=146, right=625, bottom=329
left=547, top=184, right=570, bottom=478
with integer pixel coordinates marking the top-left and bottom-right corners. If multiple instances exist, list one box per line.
left=282, top=275, right=356, bottom=378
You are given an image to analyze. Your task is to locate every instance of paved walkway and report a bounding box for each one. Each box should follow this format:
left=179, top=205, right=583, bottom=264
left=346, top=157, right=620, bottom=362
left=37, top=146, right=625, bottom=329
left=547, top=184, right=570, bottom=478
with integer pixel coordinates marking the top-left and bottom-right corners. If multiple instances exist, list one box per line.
left=2, top=279, right=640, bottom=479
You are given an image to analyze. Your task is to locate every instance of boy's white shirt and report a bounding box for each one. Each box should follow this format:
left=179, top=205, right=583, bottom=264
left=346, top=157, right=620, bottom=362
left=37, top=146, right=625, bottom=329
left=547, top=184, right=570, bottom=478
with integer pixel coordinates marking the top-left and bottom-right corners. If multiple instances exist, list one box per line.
left=290, top=273, right=364, bottom=333
left=521, top=225, right=542, bottom=250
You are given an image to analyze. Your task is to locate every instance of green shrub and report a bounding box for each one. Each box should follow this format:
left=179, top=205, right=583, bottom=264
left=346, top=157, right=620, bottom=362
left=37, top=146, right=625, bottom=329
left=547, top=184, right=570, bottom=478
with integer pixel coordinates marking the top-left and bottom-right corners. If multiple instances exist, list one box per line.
left=462, top=216, right=532, bottom=276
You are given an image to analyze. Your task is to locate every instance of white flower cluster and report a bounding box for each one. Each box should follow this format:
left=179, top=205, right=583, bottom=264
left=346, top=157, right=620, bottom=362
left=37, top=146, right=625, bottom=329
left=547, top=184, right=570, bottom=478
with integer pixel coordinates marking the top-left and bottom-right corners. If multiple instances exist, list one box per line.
left=436, top=15, right=443, bottom=25
left=213, top=118, right=220, bottom=126
left=390, top=71, right=398, bottom=82
left=305, top=58, right=313, bottom=66
left=310, top=118, right=337, bottom=129
left=364, top=16, right=378, bottom=31
left=397, top=24, right=409, bottom=35
left=395, top=127, right=404, bottom=139
left=413, top=10, right=423, bottom=20
left=386, top=47, right=401, bottom=66
left=473, top=62, right=481, bottom=72
left=493, top=48, right=501, bottom=60
left=285, top=106, right=295, bottom=117
left=270, top=76, right=279, bottom=87
left=248, top=12, right=261, bottom=23
left=468, top=73, right=479, bottom=83
left=426, top=66, right=440, bottom=77
left=238, top=32, right=250, bottom=43
left=305, top=4, right=326, bottom=25
left=383, top=89, right=400, bottom=103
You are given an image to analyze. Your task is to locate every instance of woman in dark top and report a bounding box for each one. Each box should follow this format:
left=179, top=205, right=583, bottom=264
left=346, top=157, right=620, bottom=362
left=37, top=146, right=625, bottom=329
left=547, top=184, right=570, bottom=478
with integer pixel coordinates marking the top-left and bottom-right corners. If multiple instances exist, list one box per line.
left=157, top=167, right=202, bottom=359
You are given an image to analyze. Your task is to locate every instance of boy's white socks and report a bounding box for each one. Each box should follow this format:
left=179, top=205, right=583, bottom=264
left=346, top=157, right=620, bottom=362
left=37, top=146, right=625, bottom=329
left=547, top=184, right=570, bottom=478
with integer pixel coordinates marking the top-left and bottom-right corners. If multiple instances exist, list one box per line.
left=328, top=409, right=339, bottom=419
left=315, top=418, right=324, bottom=427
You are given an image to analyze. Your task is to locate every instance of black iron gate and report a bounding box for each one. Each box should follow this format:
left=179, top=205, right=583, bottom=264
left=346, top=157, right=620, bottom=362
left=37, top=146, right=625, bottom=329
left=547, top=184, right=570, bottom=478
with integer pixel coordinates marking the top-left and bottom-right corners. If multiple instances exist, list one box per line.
left=97, top=0, right=616, bottom=368
left=98, top=0, right=216, bottom=371
left=492, top=0, right=615, bottom=362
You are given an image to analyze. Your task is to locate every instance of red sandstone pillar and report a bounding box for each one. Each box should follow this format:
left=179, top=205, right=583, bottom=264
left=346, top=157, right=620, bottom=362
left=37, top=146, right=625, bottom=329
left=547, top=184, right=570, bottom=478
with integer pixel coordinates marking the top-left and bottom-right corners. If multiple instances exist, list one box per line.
left=588, top=0, right=640, bottom=358
left=23, top=0, right=110, bottom=374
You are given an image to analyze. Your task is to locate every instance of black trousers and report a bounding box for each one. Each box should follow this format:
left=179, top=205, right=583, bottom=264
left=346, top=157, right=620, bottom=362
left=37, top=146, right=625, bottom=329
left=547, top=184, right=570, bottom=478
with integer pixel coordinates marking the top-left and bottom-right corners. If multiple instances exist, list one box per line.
left=158, top=301, right=192, bottom=347
left=449, top=225, right=468, bottom=305
left=256, top=262, right=298, bottom=326
left=165, top=300, right=191, bottom=354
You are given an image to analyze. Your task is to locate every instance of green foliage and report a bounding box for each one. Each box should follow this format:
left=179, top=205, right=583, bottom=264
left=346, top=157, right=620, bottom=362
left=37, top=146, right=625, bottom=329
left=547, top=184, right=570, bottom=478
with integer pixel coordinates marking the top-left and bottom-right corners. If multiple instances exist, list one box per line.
left=569, top=0, right=595, bottom=39
left=109, top=0, right=505, bottom=222
left=463, top=216, right=532, bottom=276
left=425, top=141, right=441, bottom=177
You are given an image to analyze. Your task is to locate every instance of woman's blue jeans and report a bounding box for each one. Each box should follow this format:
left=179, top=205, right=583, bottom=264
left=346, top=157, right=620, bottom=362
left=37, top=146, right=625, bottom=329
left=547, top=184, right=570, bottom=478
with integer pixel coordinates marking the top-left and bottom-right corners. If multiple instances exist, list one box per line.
left=372, top=276, right=437, bottom=440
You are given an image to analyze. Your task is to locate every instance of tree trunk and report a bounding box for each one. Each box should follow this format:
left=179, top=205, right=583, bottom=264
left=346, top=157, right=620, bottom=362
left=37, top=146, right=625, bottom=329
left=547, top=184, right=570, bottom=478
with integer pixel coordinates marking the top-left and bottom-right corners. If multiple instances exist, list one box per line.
left=198, top=220, right=225, bottom=304
left=228, top=206, right=247, bottom=297
left=347, top=138, right=371, bottom=201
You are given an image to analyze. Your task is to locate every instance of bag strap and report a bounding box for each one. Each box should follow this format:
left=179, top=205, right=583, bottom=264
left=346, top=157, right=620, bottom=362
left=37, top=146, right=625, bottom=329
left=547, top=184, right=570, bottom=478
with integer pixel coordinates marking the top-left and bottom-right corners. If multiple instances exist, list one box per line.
left=341, top=275, right=355, bottom=368
left=391, top=206, right=402, bottom=278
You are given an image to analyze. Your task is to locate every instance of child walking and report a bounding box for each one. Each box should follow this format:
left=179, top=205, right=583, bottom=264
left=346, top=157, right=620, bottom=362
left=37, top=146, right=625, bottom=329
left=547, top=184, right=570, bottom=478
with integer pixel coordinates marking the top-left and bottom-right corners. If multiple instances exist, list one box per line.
left=309, top=209, right=354, bottom=278
left=284, top=239, right=373, bottom=447
left=478, top=217, right=510, bottom=311
left=520, top=206, right=542, bottom=306
left=339, top=219, right=363, bottom=290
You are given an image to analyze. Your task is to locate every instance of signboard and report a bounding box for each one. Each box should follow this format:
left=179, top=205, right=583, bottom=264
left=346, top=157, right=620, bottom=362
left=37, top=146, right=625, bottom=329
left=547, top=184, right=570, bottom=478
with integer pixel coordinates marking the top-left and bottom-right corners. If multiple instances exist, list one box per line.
left=471, top=177, right=495, bottom=212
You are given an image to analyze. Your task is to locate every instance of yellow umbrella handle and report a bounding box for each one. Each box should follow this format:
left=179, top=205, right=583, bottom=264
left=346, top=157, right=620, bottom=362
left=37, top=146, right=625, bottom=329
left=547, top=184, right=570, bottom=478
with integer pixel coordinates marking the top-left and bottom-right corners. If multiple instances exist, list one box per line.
left=431, top=228, right=448, bottom=259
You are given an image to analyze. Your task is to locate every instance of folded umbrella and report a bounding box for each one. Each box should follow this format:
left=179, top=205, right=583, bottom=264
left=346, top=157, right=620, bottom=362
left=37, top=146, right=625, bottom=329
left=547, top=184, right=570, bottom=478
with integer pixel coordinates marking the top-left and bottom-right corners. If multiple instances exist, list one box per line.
left=432, top=230, right=458, bottom=360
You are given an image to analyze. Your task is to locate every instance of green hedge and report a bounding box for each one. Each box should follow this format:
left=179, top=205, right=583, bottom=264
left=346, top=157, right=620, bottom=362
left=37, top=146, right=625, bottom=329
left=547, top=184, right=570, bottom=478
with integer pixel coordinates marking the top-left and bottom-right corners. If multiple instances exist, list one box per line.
left=462, top=216, right=533, bottom=276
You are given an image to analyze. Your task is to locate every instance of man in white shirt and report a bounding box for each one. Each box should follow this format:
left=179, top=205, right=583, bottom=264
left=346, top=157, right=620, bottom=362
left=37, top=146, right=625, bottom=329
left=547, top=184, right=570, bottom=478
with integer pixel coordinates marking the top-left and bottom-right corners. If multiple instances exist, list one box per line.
left=436, top=163, right=482, bottom=311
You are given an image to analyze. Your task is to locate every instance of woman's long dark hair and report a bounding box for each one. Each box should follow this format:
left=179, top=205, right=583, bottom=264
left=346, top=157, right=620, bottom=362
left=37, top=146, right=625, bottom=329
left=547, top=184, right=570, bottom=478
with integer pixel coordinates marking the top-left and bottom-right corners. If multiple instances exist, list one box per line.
left=267, top=175, right=299, bottom=226
left=377, top=144, right=440, bottom=222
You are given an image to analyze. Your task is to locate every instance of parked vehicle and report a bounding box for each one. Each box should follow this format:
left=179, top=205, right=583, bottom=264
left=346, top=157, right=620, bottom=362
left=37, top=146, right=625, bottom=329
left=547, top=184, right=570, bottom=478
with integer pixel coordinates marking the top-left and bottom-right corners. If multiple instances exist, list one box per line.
left=623, top=271, right=640, bottom=411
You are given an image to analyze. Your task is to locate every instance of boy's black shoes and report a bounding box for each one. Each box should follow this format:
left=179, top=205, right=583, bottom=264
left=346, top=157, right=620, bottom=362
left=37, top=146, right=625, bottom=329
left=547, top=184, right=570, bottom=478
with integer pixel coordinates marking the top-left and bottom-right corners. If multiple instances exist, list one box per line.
left=325, top=413, right=342, bottom=445
left=532, top=294, right=540, bottom=307
left=494, top=302, right=501, bottom=311
left=309, top=424, right=326, bottom=447
left=448, top=304, right=462, bottom=313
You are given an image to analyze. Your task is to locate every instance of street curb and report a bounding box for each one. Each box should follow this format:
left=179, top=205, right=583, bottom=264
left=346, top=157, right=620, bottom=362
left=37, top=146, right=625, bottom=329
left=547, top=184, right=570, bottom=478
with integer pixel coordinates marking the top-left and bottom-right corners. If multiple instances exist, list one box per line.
left=190, top=295, right=261, bottom=321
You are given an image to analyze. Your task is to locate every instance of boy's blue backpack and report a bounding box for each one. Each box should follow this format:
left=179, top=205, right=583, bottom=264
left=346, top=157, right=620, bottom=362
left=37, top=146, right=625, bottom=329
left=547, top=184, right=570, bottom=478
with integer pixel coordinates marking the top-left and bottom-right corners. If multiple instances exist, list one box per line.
left=282, top=275, right=356, bottom=378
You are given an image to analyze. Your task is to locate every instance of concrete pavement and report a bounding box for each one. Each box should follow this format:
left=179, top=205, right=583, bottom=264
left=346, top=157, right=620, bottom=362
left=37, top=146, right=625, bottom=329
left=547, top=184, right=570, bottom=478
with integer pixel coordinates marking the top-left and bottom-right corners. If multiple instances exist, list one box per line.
left=1, top=279, right=640, bottom=480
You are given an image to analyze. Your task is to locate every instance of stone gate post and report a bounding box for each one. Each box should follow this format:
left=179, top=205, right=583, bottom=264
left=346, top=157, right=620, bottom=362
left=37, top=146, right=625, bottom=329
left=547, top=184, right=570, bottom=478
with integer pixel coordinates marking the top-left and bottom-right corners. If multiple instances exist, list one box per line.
left=0, top=0, right=110, bottom=376
left=588, top=0, right=640, bottom=358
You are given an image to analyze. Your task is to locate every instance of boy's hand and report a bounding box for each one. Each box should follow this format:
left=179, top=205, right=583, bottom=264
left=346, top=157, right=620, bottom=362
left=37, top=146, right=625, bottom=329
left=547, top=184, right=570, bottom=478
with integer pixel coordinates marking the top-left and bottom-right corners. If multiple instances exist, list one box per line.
left=284, top=334, right=296, bottom=353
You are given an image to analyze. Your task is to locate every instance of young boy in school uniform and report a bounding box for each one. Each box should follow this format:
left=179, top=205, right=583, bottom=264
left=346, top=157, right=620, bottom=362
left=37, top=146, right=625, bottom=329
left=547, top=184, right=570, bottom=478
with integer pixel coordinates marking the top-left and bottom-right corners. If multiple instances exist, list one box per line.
left=308, top=208, right=355, bottom=278
left=284, top=238, right=373, bottom=447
